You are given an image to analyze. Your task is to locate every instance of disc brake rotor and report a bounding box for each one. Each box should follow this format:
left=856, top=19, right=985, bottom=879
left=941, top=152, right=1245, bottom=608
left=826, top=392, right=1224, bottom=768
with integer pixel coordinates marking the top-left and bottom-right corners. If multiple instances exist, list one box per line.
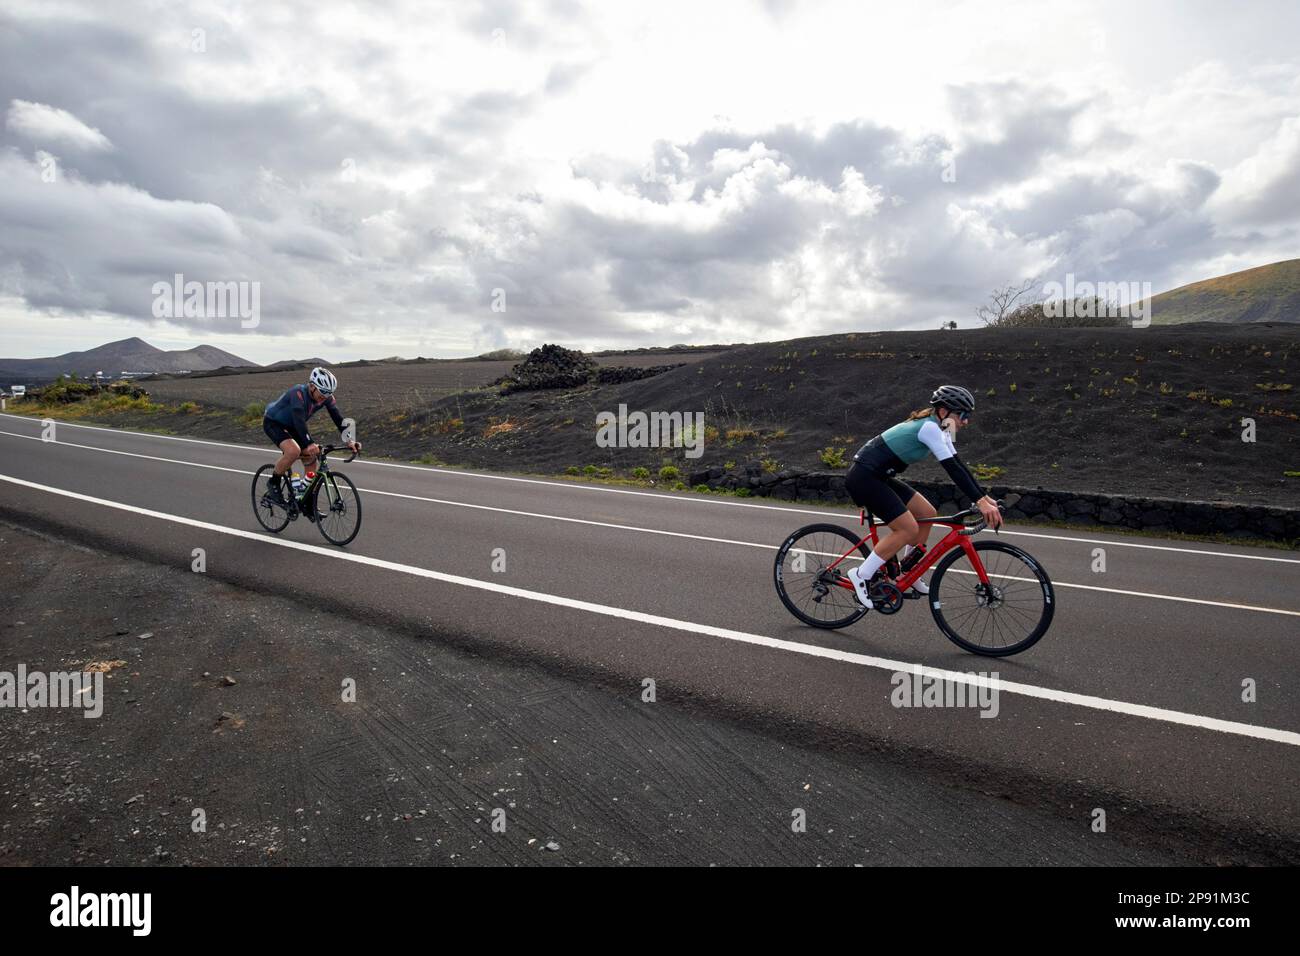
left=975, top=583, right=1005, bottom=609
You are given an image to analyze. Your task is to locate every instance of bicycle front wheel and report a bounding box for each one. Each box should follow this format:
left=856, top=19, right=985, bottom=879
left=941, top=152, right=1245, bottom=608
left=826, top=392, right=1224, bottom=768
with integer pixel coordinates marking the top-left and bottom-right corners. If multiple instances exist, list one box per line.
left=251, top=464, right=291, bottom=533
left=314, top=471, right=362, bottom=546
left=774, top=523, right=872, bottom=629
left=928, top=540, right=1054, bottom=656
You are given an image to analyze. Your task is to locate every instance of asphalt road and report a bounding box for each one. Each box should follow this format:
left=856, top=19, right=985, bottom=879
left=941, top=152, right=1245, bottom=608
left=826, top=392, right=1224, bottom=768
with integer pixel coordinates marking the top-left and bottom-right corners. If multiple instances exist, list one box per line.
left=1, top=412, right=1297, bottom=863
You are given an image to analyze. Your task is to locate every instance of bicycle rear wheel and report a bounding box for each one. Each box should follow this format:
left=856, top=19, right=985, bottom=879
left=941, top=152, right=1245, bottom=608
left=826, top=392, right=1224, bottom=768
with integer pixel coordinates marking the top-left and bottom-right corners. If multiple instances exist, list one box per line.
left=252, top=464, right=292, bottom=533
left=774, top=523, right=872, bottom=629
left=928, top=540, right=1054, bottom=656
left=314, top=471, right=362, bottom=546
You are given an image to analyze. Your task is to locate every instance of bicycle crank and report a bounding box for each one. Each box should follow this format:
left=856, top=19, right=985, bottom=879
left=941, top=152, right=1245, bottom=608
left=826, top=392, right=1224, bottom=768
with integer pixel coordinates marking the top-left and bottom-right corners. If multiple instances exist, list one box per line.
left=870, top=582, right=904, bottom=615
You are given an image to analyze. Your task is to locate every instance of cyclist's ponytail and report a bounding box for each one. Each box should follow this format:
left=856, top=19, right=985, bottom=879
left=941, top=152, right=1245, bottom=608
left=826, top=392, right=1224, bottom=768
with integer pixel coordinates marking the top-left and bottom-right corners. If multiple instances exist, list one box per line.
left=906, top=407, right=935, bottom=421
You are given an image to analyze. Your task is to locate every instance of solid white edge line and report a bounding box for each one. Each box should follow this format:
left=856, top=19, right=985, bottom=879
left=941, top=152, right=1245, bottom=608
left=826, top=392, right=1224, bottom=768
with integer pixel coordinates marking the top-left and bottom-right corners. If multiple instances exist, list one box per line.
left=1, top=470, right=1297, bottom=748
left=3, top=412, right=1293, bottom=565
left=3, top=427, right=1298, bottom=618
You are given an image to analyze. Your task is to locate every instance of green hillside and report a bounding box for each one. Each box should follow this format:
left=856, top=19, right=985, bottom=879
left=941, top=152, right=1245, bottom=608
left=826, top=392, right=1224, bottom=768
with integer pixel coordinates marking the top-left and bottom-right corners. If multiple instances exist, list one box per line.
left=1150, top=259, right=1300, bottom=324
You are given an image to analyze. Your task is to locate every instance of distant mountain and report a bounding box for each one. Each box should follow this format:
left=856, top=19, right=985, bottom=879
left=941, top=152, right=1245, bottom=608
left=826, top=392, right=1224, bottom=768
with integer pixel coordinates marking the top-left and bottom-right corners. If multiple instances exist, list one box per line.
left=0, top=337, right=257, bottom=385
left=263, top=357, right=331, bottom=370
left=1150, top=259, right=1300, bottom=324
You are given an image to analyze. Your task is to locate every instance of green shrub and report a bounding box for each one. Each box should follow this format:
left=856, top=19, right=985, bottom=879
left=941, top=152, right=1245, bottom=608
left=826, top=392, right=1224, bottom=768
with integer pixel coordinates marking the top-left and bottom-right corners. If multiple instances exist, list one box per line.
left=631, top=467, right=650, bottom=481
left=565, top=465, right=580, bottom=475
left=659, top=465, right=680, bottom=481
left=819, top=446, right=848, bottom=468
left=583, top=464, right=598, bottom=475
left=40, top=377, right=96, bottom=404
left=178, top=401, right=198, bottom=413
left=693, top=484, right=711, bottom=493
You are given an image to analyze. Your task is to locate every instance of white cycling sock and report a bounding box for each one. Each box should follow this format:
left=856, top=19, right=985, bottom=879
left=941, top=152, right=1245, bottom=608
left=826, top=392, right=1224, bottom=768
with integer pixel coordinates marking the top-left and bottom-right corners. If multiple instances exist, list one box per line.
left=857, top=551, right=886, bottom=581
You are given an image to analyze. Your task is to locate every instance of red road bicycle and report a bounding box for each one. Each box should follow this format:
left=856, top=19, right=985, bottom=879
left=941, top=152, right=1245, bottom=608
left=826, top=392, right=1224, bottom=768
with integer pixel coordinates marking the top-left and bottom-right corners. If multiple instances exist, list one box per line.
left=774, top=504, right=1054, bottom=656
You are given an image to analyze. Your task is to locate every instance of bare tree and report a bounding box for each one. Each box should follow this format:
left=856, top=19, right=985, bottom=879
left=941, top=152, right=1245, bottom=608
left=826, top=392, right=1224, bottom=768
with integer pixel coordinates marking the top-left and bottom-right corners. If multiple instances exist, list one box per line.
left=976, top=277, right=1040, bottom=326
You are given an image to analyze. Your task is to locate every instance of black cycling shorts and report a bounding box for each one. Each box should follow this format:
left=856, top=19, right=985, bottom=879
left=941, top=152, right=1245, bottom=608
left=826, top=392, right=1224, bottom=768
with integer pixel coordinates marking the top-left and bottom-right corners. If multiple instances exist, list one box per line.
left=845, top=462, right=917, bottom=523
left=263, top=417, right=309, bottom=449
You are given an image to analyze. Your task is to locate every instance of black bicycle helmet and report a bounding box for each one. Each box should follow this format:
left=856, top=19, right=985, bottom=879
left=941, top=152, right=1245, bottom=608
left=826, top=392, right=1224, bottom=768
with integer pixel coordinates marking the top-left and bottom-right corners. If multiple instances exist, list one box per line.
left=930, top=384, right=975, bottom=413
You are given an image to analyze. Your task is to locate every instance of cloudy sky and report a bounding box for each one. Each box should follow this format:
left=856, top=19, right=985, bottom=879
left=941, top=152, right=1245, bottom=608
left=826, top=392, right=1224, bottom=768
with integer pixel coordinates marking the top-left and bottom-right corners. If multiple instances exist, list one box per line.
left=1, top=0, right=1297, bottom=364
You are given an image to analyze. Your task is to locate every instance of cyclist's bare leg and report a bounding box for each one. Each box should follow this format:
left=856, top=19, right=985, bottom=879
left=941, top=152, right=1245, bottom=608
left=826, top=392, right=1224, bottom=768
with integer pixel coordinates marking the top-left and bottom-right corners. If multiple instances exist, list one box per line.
left=904, top=492, right=937, bottom=549
left=848, top=510, right=917, bottom=606
left=299, top=443, right=320, bottom=473
left=273, top=438, right=300, bottom=477
left=873, top=511, right=918, bottom=561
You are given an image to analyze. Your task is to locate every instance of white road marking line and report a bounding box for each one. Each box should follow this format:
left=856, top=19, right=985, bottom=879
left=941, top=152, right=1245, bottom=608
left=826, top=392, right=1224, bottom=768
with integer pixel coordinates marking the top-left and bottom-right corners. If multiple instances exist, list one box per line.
left=2, top=470, right=1297, bottom=748
left=985, top=528, right=1298, bottom=563
left=3, top=412, right=1293, bottom=565
left=3, top=428, right=1298, bottom=617
left=0, top=428, right=767, bottom=550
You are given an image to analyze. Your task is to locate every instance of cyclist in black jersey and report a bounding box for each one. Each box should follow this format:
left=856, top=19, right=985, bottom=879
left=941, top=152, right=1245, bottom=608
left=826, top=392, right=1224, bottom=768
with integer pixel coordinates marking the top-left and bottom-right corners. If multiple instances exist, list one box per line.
left=261, top=366, right=361, bottom=507
left=843, top=385, right=1002, bottom=609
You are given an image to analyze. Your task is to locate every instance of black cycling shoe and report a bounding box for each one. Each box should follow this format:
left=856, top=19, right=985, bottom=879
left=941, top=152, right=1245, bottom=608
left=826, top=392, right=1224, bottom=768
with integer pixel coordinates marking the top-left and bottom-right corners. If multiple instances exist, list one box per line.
left=262, top=480, right=289, bottom=509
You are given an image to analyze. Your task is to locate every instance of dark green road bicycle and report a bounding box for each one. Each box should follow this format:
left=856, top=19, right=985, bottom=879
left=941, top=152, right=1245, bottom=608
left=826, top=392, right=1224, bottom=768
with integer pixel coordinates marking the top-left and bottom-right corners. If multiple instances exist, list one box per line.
left=251, top=443, right=362, bottom=546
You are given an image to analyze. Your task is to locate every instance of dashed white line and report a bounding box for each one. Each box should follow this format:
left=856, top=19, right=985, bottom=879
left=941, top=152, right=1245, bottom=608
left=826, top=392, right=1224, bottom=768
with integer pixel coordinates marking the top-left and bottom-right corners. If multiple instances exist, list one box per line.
left=3, top=412, right=1294, bottom=564
left=1, top=470, right=1297, bottom=748
left=2, top=428, right=1297, bottom=617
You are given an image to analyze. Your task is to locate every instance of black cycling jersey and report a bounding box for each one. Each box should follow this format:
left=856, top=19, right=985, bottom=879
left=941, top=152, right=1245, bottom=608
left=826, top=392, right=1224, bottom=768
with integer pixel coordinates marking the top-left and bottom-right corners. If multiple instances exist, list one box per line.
left=853, top=420, right=985, bottom=504
left=265, top=383, right=344, bottom=441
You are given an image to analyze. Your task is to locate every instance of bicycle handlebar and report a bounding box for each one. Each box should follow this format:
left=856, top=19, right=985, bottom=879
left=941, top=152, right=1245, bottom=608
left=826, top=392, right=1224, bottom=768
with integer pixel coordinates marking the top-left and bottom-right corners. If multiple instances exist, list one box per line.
left=862, top=501, right=1005, bottom=532
left=930, top=499, right=1005, bottom=535
left=319, top=444, right=359, bottom=464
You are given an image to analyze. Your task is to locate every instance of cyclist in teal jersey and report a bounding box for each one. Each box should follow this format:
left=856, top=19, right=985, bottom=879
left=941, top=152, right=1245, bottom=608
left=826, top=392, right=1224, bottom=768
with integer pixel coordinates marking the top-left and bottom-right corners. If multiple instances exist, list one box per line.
left=843, top=385, right=1002, bottom=609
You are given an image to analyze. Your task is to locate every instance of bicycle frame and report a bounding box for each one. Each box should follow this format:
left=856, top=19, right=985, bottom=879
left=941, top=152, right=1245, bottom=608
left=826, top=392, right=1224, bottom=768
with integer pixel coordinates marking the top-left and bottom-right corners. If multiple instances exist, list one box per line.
left=301, top=452, right=331, bottom=499
left=824, top=510, right=991, bottom=592
left=293, top=445, right=354, bottom=509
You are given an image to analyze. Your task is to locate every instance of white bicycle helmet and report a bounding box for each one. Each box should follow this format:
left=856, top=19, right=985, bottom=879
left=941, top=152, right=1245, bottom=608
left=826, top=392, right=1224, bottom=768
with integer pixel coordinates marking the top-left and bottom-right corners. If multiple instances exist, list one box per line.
left=310, top=366, right=338, bottom=395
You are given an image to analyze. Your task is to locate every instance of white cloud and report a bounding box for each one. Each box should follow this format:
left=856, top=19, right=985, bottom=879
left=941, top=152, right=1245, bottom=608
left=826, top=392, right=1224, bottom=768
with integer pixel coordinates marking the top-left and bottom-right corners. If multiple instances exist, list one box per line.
left=0, top=0, right=1298, bottom=361
left=1209, top=115, right=1300, bottom=227
left=6, top=99, right=112, bottom=152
